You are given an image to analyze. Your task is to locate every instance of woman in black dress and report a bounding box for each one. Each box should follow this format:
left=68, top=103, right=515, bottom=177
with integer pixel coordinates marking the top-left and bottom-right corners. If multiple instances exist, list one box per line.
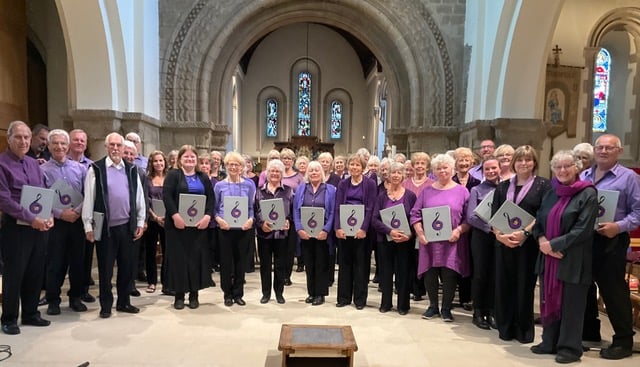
left=163, top=145, right=215, bottom=310
left=491, top=145, right=551, bottom=343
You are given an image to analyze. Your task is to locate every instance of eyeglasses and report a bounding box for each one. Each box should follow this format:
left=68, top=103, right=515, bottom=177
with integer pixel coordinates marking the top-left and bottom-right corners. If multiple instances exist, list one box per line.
left=480, top=145, right=495, bottom=149
left=594, top=145, right=618, bottom=152
left=226, top=162, right=242, bottom=167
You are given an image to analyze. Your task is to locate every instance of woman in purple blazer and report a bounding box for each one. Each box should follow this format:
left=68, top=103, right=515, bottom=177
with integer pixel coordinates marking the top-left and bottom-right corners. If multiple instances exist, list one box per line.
left=334, top=154, right=378, bottom=310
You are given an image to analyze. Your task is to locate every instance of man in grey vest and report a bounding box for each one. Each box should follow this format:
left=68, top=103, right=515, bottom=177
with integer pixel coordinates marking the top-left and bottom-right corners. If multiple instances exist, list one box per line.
left=82, top=132, right=146, bottom=318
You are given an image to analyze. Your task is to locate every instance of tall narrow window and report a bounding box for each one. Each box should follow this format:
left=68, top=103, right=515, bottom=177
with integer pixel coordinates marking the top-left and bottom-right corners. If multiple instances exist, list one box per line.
left=593, top=48, right=610, bottom=132
left=297, top=72, right=311, bottom=136
left=266, top=98, right=278, bottom=137
left=330, top=100, right=342, bottom=139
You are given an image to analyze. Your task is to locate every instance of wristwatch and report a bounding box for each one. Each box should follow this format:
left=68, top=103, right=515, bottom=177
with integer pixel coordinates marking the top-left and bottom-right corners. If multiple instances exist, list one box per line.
left=523, top=229, right=532, bottom=237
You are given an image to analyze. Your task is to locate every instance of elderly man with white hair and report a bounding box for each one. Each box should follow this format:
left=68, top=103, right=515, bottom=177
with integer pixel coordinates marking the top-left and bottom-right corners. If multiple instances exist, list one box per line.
left=125, top=132, right=148, bottom=171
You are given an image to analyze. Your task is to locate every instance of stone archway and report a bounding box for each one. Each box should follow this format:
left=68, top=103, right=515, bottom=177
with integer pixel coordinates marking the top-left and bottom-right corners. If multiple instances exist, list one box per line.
left=160, top=0, right=466, bottom=155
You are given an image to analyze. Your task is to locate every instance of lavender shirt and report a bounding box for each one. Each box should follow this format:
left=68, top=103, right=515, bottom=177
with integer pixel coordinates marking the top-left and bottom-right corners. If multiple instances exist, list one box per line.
left=581, top=163, right=640, bottom=233
left=282, top=172, right=304, bottom=192
left=410, top=184, right=470, bottom=277
left=41, top=158, right=87, bottom=218
left=0, top=150, right=46, bottom=223
left=466, top=181, right=497, bottom=234
left=254, top=183, right=293, bottom=239
left=69, top=154, right=93, bottom=171
left=213, top=179, right=256, bottom=220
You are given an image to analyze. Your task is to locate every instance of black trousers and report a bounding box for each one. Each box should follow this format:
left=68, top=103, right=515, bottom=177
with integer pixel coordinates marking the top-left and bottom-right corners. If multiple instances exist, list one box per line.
left=410, top=245, right=425, bottom=296
left=424, top=266, right=458, bottom=311
left=45, top=219, right=85, bottom=304
left=302, top=238, right=330, bottom=297
left=284, top=226, right=297, bottom=278
left=257, top=237, right=287, bottom=297
left=144, top=220, right=166, bottom=286
left=82, top=239, right=94, bottom=294
left=494, top=240, right=538, bottom=343
left=378, top=239, right=412, bottom=312
left=96, top=224, right=135, bottom=311
left=337, top=237, right=369, bottom=306
left=471, top=229, right=495, bottom=314
left=0, top=219, right=48, bottom=324
left=219, top=229, right=250, bottom=300
left=583, top=233, right=635, bottom=348
left=539, top=282, right=589, bottom=359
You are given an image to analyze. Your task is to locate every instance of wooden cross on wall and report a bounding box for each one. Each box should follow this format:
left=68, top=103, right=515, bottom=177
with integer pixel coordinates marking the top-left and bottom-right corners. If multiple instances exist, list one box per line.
left=552, top=44, right=562, bottom=67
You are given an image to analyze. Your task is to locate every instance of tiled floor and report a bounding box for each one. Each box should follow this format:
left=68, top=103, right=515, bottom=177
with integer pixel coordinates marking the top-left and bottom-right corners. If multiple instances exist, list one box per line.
left=0, top=268, right=637, bottom=367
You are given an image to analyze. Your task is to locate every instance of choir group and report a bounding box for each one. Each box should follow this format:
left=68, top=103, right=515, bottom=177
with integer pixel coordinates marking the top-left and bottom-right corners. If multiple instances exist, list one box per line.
left=0, top=120, right=638, bottom=362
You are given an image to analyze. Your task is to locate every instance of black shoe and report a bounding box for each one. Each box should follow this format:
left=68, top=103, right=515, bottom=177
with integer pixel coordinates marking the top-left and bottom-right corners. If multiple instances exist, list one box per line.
left=600, top=346, right=632, bottom=360
left=276, top=294, right=285, bottom=304
left=441, top=308, right=454, bottom=322
left=487, top=315, right=498, bottom=329
left=69, top=299, right=88, bottom=312
left=472, top=315, right=490, bottom=330
left=116, top=304, right=140, bottom=314
left=99, top=310, right=111, bottom=318
left=234, top=297, right=246, bottom=306
left=336, top=302, right=349, bottom=308
left=174, top=299, right=185, bottom=310
left=38, top=297, right=48, bottom=306
left=47, top=304, right=61, bottom=315
left=398, top=309, right=408, bottom=316
left=312, top=296, right=324, bottom=306
left=188, top=298, right=199, bottom=309
left=296, top=265, right=305, bottom=272
left=461, top=302, right=473, bottom=311
left=421, top=307, right=439, bottom=320
left=379, top=306, right=391, bottom=313
left=224, top=298, right=233, bottom=307
left=284, top=278, right=292, bottom=286
left=161, top=289, right=176, bottom=296
left=260, top=295, right=270, bottom=304
left=412, top=295, right=424, bottom=301
left=130, top=289, right=141, bottom=297
left=555, top=354, right=580, bottom=364
left=530, top=344, right=556, bottom=355
left=81, top=293, right=96, bottom=303
left=372, top=276, right=379, bottom=284
left=305, top=296, right=314, bottom=304
left=2, top=323, right=20, bottom=335
left=534, top=316, right=542, bottom=325
left=22, top=315, right=51, bottom=327
left=355, top=304, right=365, bottom=310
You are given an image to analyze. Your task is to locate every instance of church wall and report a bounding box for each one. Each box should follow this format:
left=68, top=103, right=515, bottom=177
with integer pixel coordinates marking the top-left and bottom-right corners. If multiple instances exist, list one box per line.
left=242, top=23, right=368, bottom=157
left=27, top=0, right=69, bottom=129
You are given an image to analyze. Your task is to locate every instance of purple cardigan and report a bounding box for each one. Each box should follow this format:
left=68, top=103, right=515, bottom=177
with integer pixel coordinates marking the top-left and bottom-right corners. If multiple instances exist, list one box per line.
left=371, top=189, right=417, bottom=243
left=293, top=182, right=336, bottom=234
left=334, top=176, right=377, bottom=232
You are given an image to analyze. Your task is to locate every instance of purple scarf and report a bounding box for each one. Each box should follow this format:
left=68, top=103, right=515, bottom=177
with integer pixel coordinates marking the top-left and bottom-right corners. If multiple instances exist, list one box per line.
left=506, top=175, right=535, bottom=204
left=541, top=178, right=594, bottom=326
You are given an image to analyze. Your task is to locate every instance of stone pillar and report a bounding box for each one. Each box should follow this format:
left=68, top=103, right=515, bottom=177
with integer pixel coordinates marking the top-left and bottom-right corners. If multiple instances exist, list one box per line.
left=0, top=0, right=27, bottom=150
left=69, top=109, right=161, bottom=160
left=405, top=127, right=459, bottom=155
left=160, top=121, right=230, bottom=155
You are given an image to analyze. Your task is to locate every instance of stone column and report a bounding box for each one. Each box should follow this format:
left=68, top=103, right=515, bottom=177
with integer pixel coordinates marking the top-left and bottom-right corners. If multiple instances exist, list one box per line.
left=405, top=126, right=459, bottom=155
left=160, top=121, right=230, bottom=155
left=0, top=0, right=27, bottom=150
left=69, top=109, right=161, bottom=160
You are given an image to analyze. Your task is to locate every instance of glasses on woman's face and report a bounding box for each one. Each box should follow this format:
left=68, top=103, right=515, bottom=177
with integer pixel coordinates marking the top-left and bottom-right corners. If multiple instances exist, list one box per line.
left=226, top=162, right=242, bottom=168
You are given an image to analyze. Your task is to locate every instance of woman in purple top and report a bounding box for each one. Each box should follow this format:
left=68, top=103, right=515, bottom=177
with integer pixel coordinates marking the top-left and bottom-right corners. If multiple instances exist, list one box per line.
left=280, top=148, right=304, bottom=285
left=410, top=154, right=470, bottom=322
left=294, top=161, right=336, bottom=306
left=466, top=156, right=500, bottom=329
left=372, top=162, right=416, bottom=315
left=334, top=154, right=378, bottom=309
left=145, top=150, right=168, bottom=294
left=254, top=159, right=293, bottom=304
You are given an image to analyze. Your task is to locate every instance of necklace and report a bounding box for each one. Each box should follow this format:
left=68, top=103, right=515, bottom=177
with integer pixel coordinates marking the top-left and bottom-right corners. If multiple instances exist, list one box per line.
left=387, top=187, right=403, bottom=202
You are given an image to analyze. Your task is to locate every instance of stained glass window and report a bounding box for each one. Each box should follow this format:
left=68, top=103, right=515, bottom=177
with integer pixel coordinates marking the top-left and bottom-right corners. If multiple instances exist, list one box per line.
left=330, top=100, right=342, bottom=139
left=266, top=98, right=278, bottom=137
left=593, top=48, right=610, bottom=132
left=297, top=72, right=311, bottom=136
